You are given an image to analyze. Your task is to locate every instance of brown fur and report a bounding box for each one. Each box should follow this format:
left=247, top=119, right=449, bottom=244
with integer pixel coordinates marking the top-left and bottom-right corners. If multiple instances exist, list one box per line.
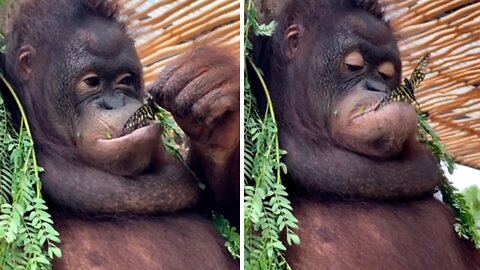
left=53, top=213, right=237, bottom=270
left=287, top=198, right=480, bottom=270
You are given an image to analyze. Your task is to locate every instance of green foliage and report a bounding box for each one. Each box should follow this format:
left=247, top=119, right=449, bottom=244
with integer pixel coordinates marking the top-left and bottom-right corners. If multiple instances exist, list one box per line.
left=0, top=33, right=4, bottom=53
left=0, top=75, right=62, bottom=270
left=417, top=113, right=480, bottom=248
left=155, top=106, right=185, bottom=161
left=0, top=3, right=61, bottom=268
left=417, top=113, right=455, bottom=174
left=462, top=185, right=480, bottom=225
left=212, top=213, right=240, bottom=260
left=244, top=1, right=299, bottom=269
left=440, top=177, right=480, bottom=248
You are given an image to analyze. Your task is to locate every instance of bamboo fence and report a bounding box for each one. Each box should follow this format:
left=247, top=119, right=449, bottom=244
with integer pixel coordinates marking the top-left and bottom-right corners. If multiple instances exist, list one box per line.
left=121, top=0, right=240, bottom=84
left=383, top=0, right=480, bottom=169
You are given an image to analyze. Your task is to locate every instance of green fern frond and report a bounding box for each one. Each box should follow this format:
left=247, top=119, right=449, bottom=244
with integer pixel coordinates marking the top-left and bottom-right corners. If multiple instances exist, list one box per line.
left=417, top=106, right=480, bottom=249
left=155, top=107, right=185, bottom=160
left=0, top=75, right=62, bottom=270
left=244, top=1, right=299, bottom=269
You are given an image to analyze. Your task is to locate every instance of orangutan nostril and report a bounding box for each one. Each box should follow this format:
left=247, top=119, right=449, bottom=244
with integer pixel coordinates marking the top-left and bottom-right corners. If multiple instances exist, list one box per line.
left=365, top=80, right=387, bottom=93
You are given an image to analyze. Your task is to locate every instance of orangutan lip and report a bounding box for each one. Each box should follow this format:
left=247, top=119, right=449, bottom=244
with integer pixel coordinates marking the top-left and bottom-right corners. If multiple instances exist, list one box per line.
left=351, top=97, right=412, bottom=119
left=351, top=101, right=381, bottom=119
left=98, top=123, right=161, bottom=142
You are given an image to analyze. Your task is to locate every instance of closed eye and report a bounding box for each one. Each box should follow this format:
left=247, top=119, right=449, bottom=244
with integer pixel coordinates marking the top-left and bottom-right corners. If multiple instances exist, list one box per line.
left=344, top=50, right=365, bottom=73
left=378, top=62, right=395, bottom=80
left=346, top=63, right=364, bottom=72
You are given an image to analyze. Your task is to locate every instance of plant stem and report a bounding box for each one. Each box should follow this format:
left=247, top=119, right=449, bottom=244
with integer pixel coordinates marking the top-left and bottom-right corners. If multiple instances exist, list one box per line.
left=247, top=57, right=282, bottom=183
left=0, top=75, right=41, bottom=197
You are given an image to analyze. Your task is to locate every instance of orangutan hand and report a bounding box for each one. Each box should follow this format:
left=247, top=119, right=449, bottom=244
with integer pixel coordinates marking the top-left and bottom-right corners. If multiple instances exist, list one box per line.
left=149, top=46, right=240, bottom=159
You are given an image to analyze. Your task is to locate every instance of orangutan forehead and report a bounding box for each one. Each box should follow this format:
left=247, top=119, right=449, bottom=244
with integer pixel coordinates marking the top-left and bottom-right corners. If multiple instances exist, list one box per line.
left=337, top=12, right=395, bottom=47
left=2, top=0, right=124, bottom=47
left=74, top=20, right=133, bottom=57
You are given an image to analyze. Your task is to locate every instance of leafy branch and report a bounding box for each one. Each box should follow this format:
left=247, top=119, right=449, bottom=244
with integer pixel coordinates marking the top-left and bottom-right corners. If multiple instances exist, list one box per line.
left=155, top=106, right=185, bottom=160
left=212, top=213, right=240, bottom=260
left=417, top=112, right=480, bottom=248
left=244, top=1, right=299, bottom=269
left=0, top=75, right=62, bottom=270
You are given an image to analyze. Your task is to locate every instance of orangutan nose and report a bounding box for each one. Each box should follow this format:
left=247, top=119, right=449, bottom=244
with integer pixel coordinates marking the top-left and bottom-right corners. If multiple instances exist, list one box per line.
left=365, top=79, right=388, bottom=93
left=98, top=92, right=126, bottom=110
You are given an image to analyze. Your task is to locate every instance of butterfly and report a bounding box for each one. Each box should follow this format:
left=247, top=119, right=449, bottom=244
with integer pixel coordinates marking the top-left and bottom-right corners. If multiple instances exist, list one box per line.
left=375, top=53, right=430, bottom=110
left=122, top=95, right=159, bottom=135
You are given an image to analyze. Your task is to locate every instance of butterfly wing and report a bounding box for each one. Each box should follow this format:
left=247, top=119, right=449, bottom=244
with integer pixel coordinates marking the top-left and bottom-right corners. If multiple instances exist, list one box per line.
left=122, top=97, right=158, bottom=135
left=410, top=53, right=430, bottom=88
left=374, top=53, right=430, bottom=110
left=402, top=53, right=430, bottom=104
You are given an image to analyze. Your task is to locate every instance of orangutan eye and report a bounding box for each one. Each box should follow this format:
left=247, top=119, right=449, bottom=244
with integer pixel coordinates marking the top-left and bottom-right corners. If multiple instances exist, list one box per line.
left=118, top=74, right=134, bottom=87
left=83, top=75, right=100, bottom=87
left=77, top=73, right=100, bottom=94
left=378, top=62, right=395, bottom=80
left=346, top=63, right=363, bottom=72
left=83, top=75, right=100, bottom=88
left=344, top=50, right=365, bottom=72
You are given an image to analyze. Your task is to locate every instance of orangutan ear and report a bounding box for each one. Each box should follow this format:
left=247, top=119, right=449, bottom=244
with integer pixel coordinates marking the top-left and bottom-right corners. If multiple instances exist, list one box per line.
left=285, top=24, right=304, bottom=59
left=18, top=45, right=36, bottom=81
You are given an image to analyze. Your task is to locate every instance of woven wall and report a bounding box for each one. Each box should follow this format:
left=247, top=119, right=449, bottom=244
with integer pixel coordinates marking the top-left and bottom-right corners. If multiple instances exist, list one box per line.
left=121, top=0, right=240, bottom=84
left=384, top=0, right=480, bottom=168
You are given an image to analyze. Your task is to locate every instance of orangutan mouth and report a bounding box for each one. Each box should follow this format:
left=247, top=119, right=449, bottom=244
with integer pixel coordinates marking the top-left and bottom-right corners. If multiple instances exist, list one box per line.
left=351, top=99, right=382, bottom=119
left=352, top=99, right=412, bottom=120
left=97, top=122, right=162, bottom=143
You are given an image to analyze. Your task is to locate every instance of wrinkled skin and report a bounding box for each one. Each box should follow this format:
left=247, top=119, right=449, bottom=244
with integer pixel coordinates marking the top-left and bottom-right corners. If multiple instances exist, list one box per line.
left=331, top=88, right=418, bottom=159
left=252, top=0, right=480, bottom=269
left=2, top=0, right=239, bottom=269
left=71, top=18, right=169, bottom=176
